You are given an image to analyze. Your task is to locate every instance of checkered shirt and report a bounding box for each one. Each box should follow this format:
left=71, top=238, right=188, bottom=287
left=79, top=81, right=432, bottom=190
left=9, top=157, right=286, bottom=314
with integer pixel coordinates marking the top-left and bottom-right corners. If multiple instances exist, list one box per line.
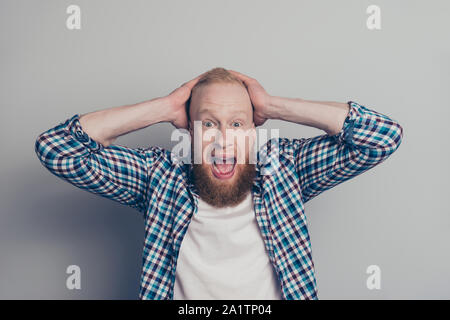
left=34, top=101, right=403, bottom=299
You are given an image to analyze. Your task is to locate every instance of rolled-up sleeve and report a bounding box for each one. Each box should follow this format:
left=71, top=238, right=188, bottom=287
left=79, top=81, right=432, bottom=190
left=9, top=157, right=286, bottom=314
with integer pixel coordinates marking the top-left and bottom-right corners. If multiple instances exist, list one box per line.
left=34, top=114, right=166, bottom=214
left=285, top=101, right=403, bottom=204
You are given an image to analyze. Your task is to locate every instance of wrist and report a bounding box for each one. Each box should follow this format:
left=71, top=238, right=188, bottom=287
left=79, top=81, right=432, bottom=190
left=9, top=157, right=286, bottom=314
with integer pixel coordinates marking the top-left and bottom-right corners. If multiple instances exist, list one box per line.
left=265, top=96, right=306, bottom=122
left=264, top=95, right=285, bottom=120
left=141, top=96, right=175, bottom=124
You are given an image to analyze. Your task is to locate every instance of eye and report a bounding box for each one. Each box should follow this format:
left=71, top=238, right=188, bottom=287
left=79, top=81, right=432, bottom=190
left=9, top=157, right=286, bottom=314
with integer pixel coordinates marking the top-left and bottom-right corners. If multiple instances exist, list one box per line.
left=232, top=121, right=242, bottom=128
left=203, top=120, right=214, bottom=128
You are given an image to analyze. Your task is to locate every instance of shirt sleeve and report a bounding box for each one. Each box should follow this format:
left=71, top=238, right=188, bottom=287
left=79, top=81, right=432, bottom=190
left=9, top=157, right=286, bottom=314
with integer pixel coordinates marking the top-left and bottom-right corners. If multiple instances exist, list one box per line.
left=34, top=114, right=167, bottom=215
left=285, top=101, right=404, bottom=204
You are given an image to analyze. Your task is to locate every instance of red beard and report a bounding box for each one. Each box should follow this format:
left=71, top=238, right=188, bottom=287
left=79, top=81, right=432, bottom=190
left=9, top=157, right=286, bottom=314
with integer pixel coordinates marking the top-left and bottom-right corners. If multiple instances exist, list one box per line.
left=191, top=162, right=256, bottom=208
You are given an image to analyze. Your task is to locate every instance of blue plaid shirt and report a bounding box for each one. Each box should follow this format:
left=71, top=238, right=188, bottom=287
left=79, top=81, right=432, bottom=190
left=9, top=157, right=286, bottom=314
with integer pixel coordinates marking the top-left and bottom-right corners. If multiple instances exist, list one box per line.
left=34, top=101, right=403, bottom=299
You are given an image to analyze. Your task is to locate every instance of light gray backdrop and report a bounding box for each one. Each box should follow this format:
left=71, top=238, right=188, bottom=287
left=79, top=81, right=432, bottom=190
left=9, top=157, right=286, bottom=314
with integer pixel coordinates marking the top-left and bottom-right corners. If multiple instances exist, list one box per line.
left=1, top=0, right=448, bottom=299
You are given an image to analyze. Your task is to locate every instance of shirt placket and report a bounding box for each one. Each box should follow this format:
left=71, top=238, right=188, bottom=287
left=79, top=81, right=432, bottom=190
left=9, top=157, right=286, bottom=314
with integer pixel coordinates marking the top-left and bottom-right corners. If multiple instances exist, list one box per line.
left=252, top=188, right=284, bottom=299
left=168, top=164, right=199, bottom=299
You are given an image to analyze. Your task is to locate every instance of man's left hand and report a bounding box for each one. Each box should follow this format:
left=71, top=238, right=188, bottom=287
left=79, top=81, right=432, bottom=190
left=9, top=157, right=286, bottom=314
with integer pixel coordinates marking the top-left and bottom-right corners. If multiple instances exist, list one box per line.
left=228, top=70, right=272, bottom=126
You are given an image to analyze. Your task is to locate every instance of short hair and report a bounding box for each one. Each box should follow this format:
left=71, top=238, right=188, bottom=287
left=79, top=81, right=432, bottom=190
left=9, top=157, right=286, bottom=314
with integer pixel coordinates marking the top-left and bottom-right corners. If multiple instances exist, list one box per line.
left=186, top=67, right=246, bottom=122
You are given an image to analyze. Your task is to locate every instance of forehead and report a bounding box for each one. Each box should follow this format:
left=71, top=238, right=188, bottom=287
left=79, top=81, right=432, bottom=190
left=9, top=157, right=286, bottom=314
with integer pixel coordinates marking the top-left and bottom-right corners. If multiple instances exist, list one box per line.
left=191, top=83, right=252, bottom=117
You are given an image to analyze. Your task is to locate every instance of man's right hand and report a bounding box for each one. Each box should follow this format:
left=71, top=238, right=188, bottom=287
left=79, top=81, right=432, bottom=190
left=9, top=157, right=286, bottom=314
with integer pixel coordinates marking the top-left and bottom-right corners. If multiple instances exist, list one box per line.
left=166, top=72, right=207, bottom=129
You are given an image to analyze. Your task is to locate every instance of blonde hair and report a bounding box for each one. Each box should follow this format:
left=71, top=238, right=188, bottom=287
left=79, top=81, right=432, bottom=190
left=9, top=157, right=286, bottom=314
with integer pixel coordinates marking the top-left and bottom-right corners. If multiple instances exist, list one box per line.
left=186, top=67, right=246, bottom=120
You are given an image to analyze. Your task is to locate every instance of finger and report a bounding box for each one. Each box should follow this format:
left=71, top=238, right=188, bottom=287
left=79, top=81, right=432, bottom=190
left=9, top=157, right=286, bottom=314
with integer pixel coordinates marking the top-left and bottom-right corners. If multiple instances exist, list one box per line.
left=228, top=71, right=256, bottom=91
left=182, top=71, right=208, bottom=89
left=228, top=70, right=254, bottom=83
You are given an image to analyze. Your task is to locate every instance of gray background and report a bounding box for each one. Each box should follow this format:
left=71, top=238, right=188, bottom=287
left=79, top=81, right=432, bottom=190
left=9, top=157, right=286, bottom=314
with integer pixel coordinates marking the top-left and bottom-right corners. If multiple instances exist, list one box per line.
left=1, top=0, right=448, bottom=299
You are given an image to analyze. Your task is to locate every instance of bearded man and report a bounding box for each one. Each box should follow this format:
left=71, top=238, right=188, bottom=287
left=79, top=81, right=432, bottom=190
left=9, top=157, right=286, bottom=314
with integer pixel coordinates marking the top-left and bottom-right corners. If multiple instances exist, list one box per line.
left=35, top=67, right=403, bottom=300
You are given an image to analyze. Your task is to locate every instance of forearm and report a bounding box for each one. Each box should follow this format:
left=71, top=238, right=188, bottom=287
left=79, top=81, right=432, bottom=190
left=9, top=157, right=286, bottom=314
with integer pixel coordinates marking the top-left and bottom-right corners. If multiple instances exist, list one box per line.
left=280, top=100, right=403, bottom=204
left=79, top=96, right=173, bottom=146
left=266, top=96, right=350, bottom=135
left=35, top=110, right=166, bottom=214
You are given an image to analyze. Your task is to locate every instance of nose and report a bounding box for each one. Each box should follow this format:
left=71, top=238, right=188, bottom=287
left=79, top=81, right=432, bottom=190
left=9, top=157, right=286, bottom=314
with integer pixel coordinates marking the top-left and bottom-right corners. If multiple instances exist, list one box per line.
left=215, top=126, right=235, bottom=150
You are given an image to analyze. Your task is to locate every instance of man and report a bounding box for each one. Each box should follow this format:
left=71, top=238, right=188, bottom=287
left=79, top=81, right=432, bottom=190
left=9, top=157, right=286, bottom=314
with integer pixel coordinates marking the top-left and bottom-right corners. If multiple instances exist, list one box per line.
left=34, top=67, right=403, bottom=299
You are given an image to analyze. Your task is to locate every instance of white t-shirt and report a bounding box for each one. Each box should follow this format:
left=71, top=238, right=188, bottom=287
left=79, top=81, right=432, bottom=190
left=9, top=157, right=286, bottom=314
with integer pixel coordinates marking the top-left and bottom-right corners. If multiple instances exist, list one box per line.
left=173, top=192, right=282, bottom=300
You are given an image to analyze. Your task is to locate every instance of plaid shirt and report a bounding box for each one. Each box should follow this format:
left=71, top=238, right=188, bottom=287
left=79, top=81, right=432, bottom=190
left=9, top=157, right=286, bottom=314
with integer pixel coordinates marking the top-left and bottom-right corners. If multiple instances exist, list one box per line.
left=34, top=101, right=403, bottom=299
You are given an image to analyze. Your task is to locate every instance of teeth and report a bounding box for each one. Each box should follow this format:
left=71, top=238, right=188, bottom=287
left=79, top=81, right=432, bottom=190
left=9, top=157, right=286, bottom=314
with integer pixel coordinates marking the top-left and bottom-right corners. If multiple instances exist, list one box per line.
left=213, top=162, right=235, bottom=174
left=213, top=157, right=235, bottom=164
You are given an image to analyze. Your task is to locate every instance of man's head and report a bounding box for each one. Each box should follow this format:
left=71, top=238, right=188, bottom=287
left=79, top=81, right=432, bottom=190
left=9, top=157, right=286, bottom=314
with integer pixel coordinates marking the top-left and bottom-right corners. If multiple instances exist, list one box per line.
left=186, top=67, right=257, bottom=208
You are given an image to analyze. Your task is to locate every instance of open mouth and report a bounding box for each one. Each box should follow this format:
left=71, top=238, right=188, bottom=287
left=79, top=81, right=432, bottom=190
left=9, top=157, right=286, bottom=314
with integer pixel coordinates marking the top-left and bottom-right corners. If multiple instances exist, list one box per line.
left=210, top=156, right=236, bottom=180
